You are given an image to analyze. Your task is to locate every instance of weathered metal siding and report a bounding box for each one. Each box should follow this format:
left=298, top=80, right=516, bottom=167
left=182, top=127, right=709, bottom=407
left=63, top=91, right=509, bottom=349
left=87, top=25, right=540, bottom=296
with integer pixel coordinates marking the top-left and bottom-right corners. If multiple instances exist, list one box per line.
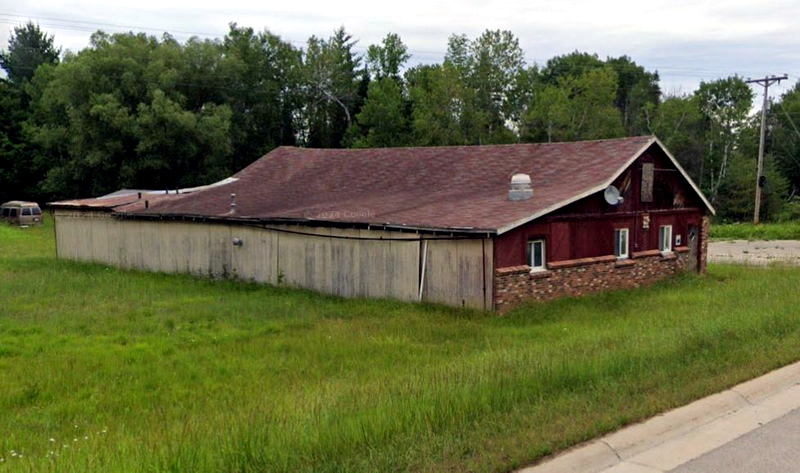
left=422, top=238, right=493, bottom=310
left=53, top=210, right=492, bottom=310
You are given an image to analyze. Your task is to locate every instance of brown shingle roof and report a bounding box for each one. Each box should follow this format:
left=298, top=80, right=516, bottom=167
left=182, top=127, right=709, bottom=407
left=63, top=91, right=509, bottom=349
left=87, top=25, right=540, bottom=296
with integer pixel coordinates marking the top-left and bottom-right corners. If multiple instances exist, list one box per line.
left=120, top=136, right=669, bottom=233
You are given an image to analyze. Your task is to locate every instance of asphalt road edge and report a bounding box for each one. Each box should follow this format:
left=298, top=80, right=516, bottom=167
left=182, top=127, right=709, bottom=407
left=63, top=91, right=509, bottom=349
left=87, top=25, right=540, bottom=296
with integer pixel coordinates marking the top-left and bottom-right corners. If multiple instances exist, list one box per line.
left=517, top=360, right=800, bottom=473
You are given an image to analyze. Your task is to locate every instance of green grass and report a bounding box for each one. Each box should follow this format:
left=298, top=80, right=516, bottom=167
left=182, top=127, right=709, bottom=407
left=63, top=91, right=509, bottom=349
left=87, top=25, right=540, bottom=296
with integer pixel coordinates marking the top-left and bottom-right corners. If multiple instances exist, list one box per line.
left=2, top=219, right=800, bottom=472
left=711, top=221, right=800, bottom=240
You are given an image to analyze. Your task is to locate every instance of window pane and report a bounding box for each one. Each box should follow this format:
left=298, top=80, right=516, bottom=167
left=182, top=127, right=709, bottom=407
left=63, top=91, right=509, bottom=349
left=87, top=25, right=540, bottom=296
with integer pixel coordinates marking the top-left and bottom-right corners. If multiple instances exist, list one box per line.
left=32, top=207, right=42, bottom=215
left=614, top=230, right=620, bottom=256
left=22, top=208, right=31, bottom=216
left=533, top=241, right=543, bottom=267
left=621, top=230, right=628, bottom=256
left=659, top=226, right=672, bottom=251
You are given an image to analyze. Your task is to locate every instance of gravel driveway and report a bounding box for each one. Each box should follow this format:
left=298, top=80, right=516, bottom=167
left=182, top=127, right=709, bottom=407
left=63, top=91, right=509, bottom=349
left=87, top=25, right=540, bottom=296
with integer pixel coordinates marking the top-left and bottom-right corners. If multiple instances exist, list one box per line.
left=709, top=240, right=800, bottom=265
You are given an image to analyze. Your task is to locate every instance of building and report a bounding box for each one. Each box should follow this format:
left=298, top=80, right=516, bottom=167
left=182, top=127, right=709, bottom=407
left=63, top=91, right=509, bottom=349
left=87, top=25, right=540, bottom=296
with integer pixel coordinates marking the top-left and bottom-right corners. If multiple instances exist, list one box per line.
left=50, top=136, right=714, bottom=311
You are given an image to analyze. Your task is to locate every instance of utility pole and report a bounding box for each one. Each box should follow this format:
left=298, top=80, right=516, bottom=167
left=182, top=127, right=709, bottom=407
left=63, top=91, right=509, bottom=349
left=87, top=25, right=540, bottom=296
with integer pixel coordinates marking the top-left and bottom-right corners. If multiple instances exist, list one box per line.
left=746, top=74, right=787, bottom=224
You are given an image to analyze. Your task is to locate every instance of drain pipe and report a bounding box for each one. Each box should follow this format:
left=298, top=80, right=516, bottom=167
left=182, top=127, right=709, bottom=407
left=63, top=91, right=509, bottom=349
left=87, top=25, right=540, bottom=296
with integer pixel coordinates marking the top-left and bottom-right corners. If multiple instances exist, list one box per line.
left=418, top=240, right=428, bottom=301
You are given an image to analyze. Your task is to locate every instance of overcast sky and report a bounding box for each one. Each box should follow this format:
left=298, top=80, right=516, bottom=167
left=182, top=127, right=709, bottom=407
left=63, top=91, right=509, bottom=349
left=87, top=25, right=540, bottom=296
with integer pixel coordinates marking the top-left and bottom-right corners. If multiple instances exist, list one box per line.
left=2, top=0, right=799, bottom=99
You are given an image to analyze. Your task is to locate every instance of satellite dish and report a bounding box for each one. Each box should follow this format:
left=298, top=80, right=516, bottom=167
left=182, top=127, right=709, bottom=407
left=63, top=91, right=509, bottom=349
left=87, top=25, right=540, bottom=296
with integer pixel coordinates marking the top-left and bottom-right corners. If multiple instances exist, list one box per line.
left=604, top=185, right=624, bottom=205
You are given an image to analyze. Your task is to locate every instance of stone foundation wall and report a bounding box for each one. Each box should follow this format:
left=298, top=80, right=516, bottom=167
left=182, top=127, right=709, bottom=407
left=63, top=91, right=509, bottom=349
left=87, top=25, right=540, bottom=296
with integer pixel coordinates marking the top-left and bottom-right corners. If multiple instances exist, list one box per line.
left=494, top=248, right=689, bottom=312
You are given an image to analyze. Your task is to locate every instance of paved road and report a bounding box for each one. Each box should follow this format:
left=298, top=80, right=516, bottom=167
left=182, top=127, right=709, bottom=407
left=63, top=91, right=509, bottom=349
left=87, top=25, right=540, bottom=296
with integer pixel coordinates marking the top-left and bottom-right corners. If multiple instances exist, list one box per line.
left=709, top=240, right=800, bottom=265
left=669, top=408, right=800, bottom=473
left=518, top=362, right=800, bottom=473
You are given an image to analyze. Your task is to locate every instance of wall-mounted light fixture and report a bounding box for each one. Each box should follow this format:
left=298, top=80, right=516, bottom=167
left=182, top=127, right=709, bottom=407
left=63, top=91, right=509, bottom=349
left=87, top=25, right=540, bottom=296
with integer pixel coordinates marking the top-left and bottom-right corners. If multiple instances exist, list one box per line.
left=232, top=237, right=243, bottom=247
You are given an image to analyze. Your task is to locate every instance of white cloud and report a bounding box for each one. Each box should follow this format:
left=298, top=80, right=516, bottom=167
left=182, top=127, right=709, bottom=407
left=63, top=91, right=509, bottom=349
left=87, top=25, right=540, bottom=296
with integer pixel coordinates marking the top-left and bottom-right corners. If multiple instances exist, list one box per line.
left=2, top=0, right=799, bottom=97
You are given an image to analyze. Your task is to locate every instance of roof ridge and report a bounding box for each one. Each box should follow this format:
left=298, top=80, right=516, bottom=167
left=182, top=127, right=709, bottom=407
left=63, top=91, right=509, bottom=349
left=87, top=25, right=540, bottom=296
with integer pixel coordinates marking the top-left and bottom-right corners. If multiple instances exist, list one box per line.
left=271, top=135, right=655, bottom=153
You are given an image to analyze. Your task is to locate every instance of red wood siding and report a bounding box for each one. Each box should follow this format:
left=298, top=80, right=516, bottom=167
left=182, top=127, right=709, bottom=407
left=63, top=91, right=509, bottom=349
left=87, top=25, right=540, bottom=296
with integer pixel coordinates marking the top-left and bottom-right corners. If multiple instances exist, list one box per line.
left=495, top=144, right=707, bottom=268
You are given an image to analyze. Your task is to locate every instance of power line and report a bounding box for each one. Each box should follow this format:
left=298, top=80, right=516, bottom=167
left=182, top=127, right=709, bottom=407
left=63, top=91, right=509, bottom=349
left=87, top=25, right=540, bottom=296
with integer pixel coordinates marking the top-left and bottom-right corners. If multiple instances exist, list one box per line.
left=746, top=74, right=788, bottom=224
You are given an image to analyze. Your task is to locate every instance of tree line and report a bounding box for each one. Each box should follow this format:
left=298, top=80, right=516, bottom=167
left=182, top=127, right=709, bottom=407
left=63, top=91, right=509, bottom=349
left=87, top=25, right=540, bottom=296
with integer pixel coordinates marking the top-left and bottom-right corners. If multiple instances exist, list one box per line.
left=2, top=22, right=800, bottom=221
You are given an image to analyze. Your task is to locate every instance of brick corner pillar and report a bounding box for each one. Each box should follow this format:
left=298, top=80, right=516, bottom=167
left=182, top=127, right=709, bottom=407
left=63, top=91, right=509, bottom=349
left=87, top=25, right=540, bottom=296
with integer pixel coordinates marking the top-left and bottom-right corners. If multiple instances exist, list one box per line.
left=699, top=215, right=710, bottom=274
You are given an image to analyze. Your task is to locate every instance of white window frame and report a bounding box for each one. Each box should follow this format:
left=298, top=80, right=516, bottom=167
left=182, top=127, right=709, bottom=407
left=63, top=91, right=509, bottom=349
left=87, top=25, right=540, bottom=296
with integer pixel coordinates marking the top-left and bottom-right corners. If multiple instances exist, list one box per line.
left=527, top=239, right=546, bottom=272
left=614, top=228, right=629, bottom=259
left=659, top=225, right=673, bottom=253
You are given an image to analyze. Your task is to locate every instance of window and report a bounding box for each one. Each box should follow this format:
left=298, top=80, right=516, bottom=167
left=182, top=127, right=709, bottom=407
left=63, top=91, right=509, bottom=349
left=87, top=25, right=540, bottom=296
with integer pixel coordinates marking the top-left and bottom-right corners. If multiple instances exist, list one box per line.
left=8, top=208, right=17, bottom=218
left=658, top=225, right=673, bottom=252
left=32, top=207, right=42, bottom=216
left=614, top=228, right=629, bottom=259
left=527, top=239, right=546, bottom=271
left=21, top=208, right=31, bottom=216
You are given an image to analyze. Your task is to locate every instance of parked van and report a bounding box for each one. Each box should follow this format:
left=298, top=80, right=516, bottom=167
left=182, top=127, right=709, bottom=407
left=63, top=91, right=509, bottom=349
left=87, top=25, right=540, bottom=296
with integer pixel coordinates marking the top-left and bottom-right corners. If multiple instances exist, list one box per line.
left=1, top=201, right=44, bottom=226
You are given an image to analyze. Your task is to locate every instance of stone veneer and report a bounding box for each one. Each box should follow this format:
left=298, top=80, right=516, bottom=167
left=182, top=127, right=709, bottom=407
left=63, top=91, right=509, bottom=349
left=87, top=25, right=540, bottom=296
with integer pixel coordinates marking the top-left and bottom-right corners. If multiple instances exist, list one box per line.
left=494, top=247, right=691, bottom=312
left=700, top=215, right=710, bottom=274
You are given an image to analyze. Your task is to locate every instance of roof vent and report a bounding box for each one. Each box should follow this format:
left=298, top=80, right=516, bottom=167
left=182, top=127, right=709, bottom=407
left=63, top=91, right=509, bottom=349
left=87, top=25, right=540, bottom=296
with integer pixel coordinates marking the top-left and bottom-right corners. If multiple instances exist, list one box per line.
left=508, top=173, right=533, bottom=201
left=229, top=193, right=237, bottom=215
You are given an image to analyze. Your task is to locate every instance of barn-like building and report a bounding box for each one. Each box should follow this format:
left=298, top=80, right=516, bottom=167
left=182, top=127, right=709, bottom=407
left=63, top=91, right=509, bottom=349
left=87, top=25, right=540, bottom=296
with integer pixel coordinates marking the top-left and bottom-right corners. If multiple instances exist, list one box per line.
left=50, top=136, right=714, bottom=311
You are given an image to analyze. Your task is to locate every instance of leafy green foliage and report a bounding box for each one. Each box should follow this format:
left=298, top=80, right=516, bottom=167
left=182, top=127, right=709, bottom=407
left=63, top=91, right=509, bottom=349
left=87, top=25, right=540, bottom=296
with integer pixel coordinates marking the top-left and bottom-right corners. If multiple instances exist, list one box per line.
left=351, top=78, right=409, bottom=148
left=220, top=24, right=303, bottom=170
left=26, top=32, right=234, bottom=197
left=366, top=33, right=409, bottom=81
left=444, top=30, right=526, bottom=141
left=770, top=82, right=800, bottom=196
left=0, top=21, right=60, bottom=84
left=710, top=221, right=800, bottom=240
left=299, top=28, right=365, bottom=148
left=696, top=76, right=754, bottom=203
left=3, top=24, right=800, bottom=220
left=521, top=67, right=624, bottom=142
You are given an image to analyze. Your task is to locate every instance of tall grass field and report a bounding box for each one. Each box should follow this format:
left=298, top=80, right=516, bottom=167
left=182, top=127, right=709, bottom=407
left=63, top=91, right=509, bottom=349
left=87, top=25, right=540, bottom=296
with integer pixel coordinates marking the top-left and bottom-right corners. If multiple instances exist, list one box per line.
left=2, top=219, right=800, bottom=472
left=711, top=221, right=800, bottom=240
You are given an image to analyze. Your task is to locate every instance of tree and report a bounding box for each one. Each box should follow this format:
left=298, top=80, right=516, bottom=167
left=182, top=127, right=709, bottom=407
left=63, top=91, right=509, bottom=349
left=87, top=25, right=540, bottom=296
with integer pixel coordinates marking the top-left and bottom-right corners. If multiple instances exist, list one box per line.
left=540, top=51, right=604, bottom=85
left=541, top=52, right=659, bottom=136
left=351, top=78, right=409, bottom=148
left=299, top=27, right=365, bottom=148
left=407, top=63, right=483, bottom=145
left=0, top=79, right=29, bottom=201
left=366, top=33, right=409, bottom=81
left=0, top=22, right=60, bottom=84
left=220, top=24, right=302, bottom=169
left=519, top=84, right=570, bottom=142
left=642, top=94, right=705, bottom=181
left=716, top=118, right=787, bottom=221
left=521, top=67, right=624, bottom=142
left=443, top=30, right=526, bottom=141
left=27, top=31, right=234, bottom=198
left=0, top=22, right=60, bottom=202
left=696, top=76, right=753, bottom=203
left=606, top=55, right=660, bottom=135
left=770, top=81, right=800, bottom=196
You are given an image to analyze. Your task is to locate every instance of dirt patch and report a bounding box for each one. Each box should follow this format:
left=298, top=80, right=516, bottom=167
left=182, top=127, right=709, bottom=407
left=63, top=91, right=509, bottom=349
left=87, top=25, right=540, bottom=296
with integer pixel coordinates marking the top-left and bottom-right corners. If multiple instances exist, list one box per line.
left=709, top=240, right=800, bottom=265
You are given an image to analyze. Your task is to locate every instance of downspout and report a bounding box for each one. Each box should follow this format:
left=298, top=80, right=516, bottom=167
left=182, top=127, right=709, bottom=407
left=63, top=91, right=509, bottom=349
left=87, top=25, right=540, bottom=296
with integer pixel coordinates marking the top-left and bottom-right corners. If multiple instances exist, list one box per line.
left=482, top=238, right=487, bottom=311
left=51, top=209, right=59, bottom=259
left=418, top=239, right=428, bottom=301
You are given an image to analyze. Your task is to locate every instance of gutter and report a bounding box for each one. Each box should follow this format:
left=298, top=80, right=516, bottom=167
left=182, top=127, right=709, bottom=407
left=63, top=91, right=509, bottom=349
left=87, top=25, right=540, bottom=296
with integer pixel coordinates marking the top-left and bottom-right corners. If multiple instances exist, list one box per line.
left=112, top=211, right=498, bottom=237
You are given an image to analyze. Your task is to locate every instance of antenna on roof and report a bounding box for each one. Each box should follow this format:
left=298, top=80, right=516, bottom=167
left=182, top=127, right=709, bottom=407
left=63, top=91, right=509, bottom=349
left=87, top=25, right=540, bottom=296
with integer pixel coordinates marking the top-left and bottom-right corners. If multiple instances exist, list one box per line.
left=229, top=193, right=237, bottom=215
